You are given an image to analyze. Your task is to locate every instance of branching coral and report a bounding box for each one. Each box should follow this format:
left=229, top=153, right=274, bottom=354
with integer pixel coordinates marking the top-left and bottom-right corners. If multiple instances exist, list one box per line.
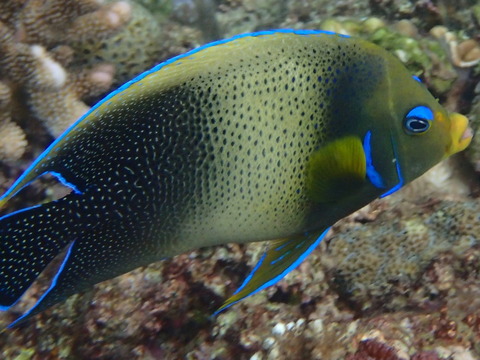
left=0, top=22, right=117, bottom=138
left=70, top=1, right=164, bottom=88
left=0, top=80, right=26, bottom=162
left=430, top=26, right=480, bottom=68
left=0, top=0, right=135, bottom=158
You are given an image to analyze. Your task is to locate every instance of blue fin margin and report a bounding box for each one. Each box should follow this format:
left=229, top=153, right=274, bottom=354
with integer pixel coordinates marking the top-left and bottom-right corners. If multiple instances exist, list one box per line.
left=7, top=240, right=76, bottom=328
left=213, top=227, right=330, bottom=316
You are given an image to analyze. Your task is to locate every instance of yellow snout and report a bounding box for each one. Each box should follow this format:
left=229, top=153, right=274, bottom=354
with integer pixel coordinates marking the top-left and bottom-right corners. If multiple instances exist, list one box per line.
left=445, top=112, right=473, bottom=157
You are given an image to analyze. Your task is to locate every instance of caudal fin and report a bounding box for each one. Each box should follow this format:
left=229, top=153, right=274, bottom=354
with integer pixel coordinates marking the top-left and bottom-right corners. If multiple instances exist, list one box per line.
left=0, top=185, right=160, bottom=327
left=0, top=194, right=82, bottom=311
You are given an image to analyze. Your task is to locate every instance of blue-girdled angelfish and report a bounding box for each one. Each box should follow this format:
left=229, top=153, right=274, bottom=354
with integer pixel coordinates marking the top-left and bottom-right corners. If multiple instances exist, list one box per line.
left=0, top=29, right=472, bottom=327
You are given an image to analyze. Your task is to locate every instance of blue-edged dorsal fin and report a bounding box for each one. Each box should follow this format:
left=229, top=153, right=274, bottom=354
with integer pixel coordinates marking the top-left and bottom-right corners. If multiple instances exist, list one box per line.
left=214, top=228, right=330, bottom=315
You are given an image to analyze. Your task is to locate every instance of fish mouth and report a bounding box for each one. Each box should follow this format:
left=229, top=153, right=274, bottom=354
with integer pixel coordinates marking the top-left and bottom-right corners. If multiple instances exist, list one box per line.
left=445, top=112, right=473, bottom=157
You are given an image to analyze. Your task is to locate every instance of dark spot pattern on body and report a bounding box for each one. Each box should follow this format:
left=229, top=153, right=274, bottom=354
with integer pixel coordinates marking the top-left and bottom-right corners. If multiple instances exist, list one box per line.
left=0, top=30, right=466, bottom=324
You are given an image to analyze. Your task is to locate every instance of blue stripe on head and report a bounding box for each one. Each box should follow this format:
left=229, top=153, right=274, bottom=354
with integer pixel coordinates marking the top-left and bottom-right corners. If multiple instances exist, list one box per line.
left=271, top=251, right=290, bottom=265
left=7, top=240, right=76, bottom=328
left=0, top=204, right=41, bottom=223
left=274, top=238, right=294, bottom=251
left=363, top=131, right=385, bottom=189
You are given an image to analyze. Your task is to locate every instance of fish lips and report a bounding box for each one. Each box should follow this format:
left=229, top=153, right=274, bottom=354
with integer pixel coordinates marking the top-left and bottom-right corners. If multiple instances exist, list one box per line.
left=445, top=112, right=473, bottom=157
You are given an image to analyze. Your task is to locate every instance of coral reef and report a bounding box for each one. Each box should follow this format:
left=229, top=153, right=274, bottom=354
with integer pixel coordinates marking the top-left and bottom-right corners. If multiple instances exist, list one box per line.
left=3, top=194, right=480, bottom=359
left=302, top=17, right=480, bottom=98
left=0, top=81, right=27, bottom=163
left=170, top=0, right=220, bottom=41
left=324, top=200, right=480, bottom=312
left=345, top=339, right=402, bottom=360
left=465, top=85, right=480, bottom=172
left=217, top=0, right=288, bottom=38
left=0, top=0, right=479, bottom=359
left=70, top=1, right=165, bottom=88
left=0, top=0, right=165, bottom=160
left=0, top=0, right=132, bottom=141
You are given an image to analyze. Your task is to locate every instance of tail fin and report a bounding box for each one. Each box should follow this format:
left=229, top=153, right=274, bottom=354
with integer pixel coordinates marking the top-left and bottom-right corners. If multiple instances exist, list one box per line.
left=1, top=185, right=160, bottom=327
left=0, top=194, right=82, bottom=311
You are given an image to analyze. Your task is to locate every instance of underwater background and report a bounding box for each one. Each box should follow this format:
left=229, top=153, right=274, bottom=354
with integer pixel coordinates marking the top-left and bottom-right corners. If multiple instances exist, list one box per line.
left=0, top=0, right=480, bottom=359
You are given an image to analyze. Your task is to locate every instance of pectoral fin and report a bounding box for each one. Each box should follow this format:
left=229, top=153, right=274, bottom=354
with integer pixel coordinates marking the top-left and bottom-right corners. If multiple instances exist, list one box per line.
left=214, top=228, right=330, bottom=315
left=306, top=136, right=366, bottom=203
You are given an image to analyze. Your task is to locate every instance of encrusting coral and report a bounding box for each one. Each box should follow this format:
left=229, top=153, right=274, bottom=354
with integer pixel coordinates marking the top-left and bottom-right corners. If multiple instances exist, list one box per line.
left=324, top=200, right=480, bottom=311
left=69, top=1, right=164, bottom=88
left=0, top=0, right=133, bottom=154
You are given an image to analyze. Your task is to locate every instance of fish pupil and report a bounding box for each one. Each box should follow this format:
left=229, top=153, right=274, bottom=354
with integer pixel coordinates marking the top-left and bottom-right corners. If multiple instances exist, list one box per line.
left=404, top=117, right=430, bottom=133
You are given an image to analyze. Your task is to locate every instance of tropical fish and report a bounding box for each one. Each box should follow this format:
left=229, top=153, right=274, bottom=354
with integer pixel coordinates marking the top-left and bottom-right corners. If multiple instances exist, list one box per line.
left=0, top=29, right=472, bottom=327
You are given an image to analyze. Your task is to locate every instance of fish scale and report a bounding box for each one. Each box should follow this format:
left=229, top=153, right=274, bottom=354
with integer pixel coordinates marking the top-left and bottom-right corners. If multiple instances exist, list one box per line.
left=0, top=30, right=472, bottom=326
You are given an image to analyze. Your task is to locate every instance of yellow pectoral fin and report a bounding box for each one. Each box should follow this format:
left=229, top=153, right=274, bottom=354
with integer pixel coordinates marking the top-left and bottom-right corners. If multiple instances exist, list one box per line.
left=214, top=229, right=330, bottom=315
left=306, top=136, right=366, bottom=203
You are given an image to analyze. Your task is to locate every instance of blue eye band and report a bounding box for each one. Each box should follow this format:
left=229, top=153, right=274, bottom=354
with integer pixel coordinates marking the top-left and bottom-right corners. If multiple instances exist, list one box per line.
left=406, top=105, right=433, bottom=121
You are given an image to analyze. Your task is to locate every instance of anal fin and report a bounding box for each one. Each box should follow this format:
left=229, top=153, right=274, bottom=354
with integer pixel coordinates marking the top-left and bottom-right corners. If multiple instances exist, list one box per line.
left=214, top=228, right=330, bottom=315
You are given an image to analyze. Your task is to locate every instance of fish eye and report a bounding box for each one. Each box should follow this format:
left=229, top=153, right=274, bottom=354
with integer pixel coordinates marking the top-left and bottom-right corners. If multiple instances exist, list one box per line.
left=403, top=105, right=433, bottom=135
